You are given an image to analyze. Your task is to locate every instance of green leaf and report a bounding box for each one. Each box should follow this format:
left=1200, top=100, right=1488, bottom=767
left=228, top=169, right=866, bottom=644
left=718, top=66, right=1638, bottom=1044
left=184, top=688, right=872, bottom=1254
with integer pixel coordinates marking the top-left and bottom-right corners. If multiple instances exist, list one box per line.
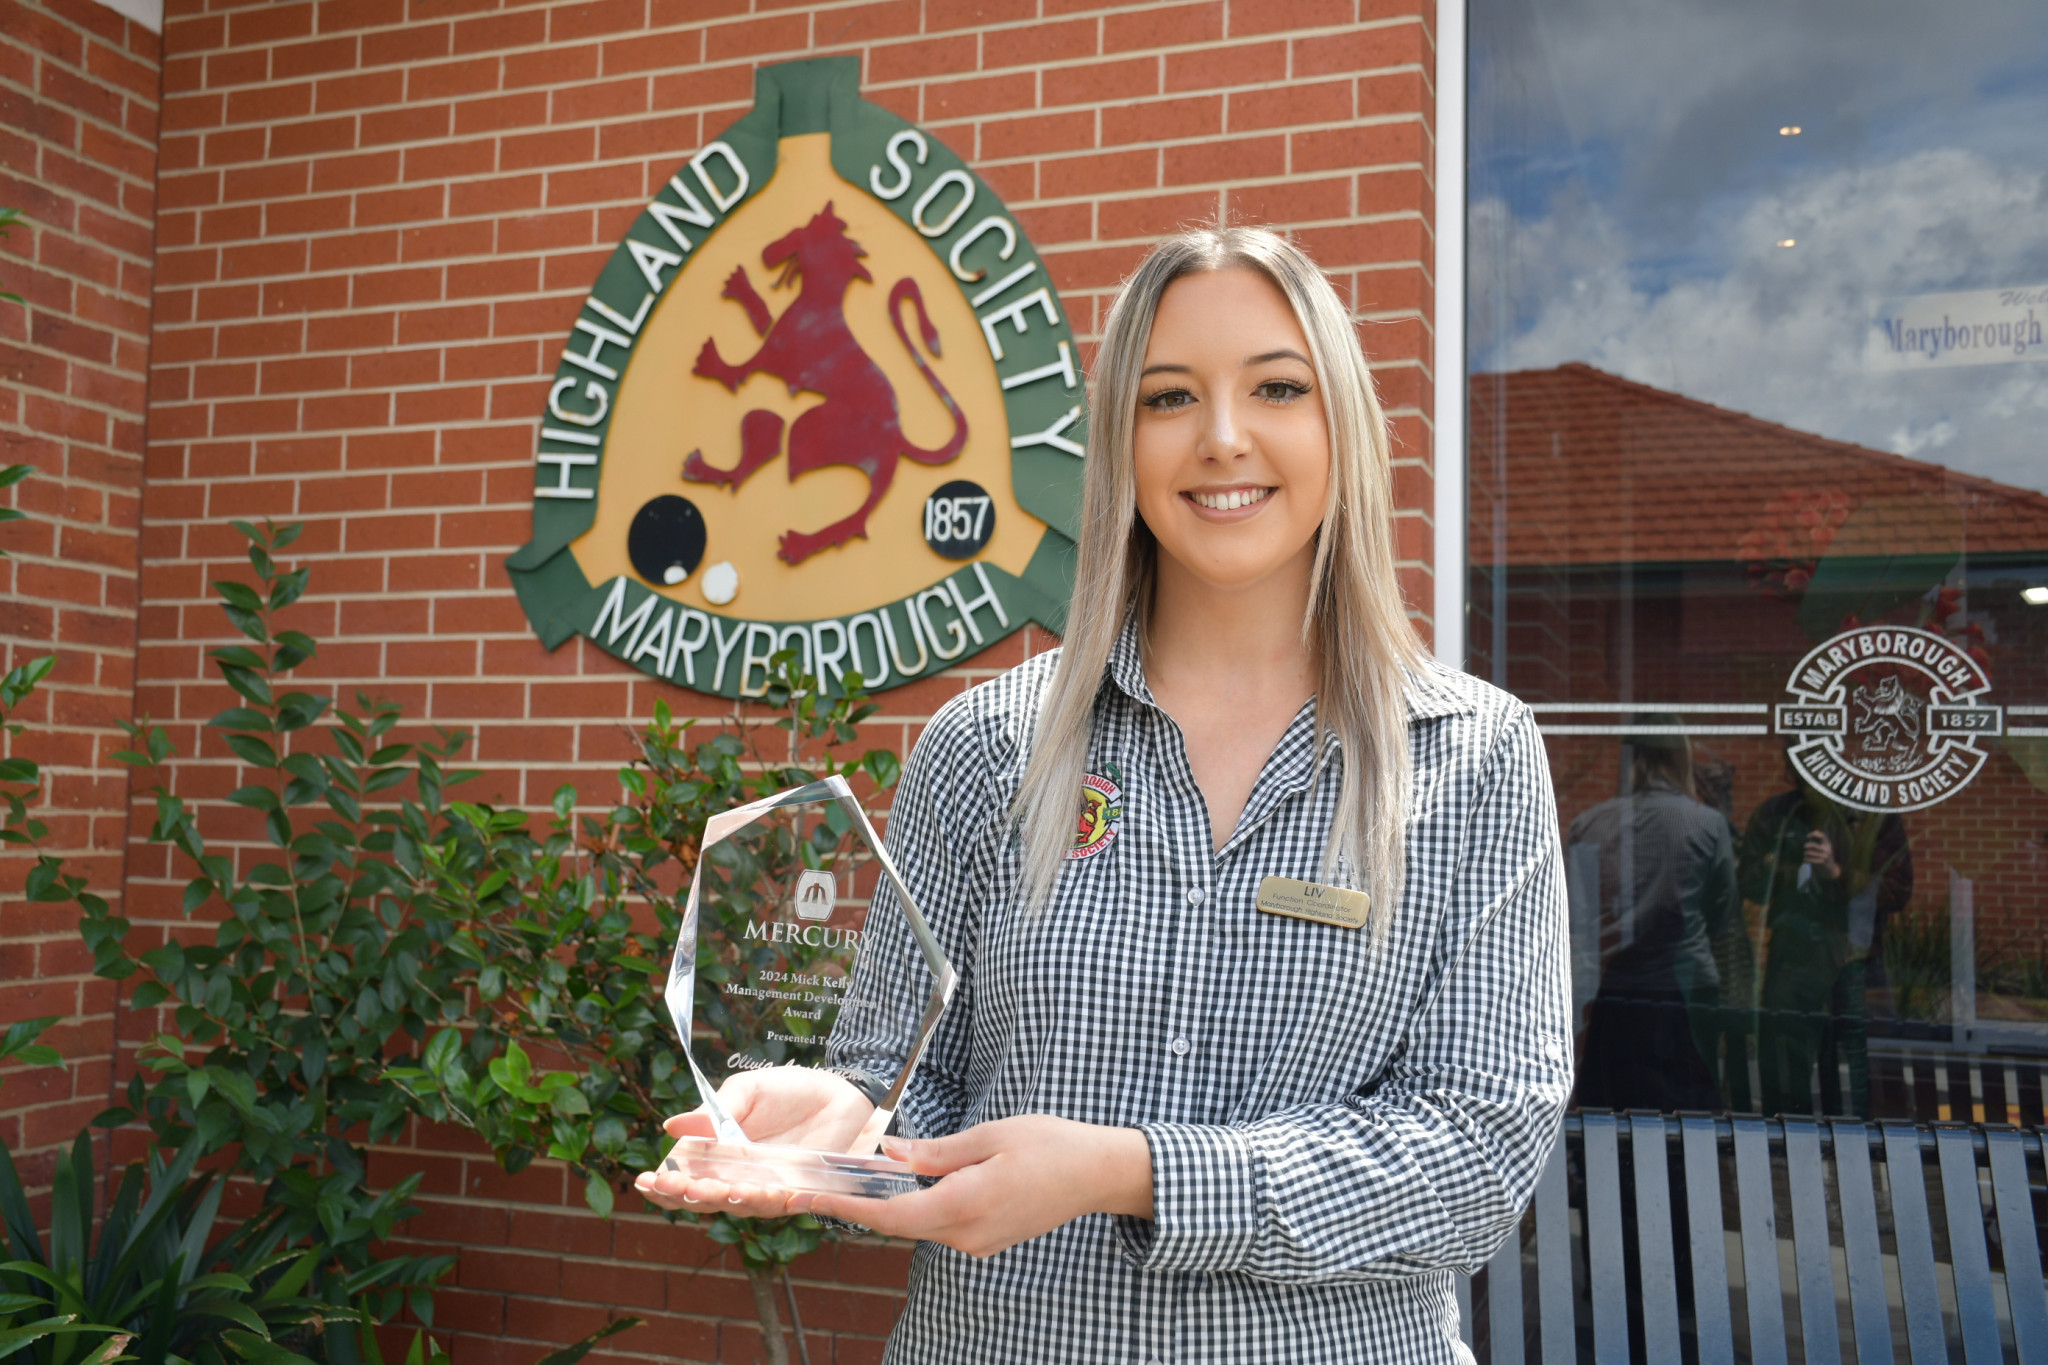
left=226, top=784, right=282, bottom=812
left=217, top=663, right=275, bottom=706
left=423, top=1028, right=461, bottom=1078
left=213, top=580, right=264, bottom=613
left=583, top=1171, right=614, bottom=1219
left=140, top=940, right=186, bottom=976
left=487, top=1041, right=530, bottom=1091
left=221, top=732, right=281, bottom=769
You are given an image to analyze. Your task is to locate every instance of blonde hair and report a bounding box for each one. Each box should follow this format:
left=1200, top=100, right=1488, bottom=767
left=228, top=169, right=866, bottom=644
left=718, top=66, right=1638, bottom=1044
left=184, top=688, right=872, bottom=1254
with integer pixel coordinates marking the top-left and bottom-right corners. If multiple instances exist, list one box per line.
left=1013, top=226, right=1425, bottom=936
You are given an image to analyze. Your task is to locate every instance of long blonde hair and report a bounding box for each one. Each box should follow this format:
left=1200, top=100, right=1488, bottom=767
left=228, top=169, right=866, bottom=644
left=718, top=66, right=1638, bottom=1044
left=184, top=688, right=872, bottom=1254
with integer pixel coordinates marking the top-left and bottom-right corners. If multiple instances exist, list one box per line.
left=1013, top=226, right=1424, bottom=936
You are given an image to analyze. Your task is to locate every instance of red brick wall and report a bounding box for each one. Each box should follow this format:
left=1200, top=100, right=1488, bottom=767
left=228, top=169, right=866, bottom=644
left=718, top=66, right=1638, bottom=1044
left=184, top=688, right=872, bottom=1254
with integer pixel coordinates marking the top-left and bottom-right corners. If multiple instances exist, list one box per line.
left=0, top=0, right=159, bottom=1178
left=104, top=0, right=1441, bottom=1358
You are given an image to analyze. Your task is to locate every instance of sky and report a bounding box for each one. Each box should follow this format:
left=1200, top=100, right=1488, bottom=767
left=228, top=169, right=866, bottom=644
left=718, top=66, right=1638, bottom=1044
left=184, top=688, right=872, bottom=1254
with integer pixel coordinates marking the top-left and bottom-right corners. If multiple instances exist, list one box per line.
left=1468, top=0, right=2048, bottom=493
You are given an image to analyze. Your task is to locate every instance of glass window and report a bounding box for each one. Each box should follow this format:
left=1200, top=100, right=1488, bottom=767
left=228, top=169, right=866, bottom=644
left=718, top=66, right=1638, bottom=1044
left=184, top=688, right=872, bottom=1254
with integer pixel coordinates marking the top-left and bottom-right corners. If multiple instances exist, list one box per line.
left=1467, top=0, right=2048, bottom=1122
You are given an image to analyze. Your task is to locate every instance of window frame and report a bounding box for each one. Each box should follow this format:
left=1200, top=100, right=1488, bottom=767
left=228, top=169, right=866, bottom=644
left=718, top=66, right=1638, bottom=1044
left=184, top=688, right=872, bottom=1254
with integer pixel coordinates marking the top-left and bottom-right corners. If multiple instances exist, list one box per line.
left=1432, top=0, right=1469, bottom=668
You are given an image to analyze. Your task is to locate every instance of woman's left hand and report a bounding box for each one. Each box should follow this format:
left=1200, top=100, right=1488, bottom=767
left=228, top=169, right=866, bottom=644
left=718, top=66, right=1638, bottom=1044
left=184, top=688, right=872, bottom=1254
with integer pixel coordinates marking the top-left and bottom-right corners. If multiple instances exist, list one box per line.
left=807, top=1115, right=1154, bottom=1259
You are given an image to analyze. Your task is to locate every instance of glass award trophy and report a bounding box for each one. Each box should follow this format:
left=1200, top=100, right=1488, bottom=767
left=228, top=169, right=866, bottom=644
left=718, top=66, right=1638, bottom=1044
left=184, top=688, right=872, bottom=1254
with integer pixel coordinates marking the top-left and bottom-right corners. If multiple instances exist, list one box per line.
left=659, top=774, right=956, bottom=1198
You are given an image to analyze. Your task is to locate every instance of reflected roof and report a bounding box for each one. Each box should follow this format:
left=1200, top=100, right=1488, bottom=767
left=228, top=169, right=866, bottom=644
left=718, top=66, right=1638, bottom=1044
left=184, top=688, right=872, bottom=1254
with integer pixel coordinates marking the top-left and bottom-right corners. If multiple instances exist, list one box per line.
left=1469, top=363, right=2048, bottom=567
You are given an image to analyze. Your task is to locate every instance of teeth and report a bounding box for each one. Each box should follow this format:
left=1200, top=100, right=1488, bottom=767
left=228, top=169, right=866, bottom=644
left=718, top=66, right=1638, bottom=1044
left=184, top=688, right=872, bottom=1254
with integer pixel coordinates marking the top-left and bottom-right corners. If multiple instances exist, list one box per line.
left=1191, top=487, right=1272, bottom=511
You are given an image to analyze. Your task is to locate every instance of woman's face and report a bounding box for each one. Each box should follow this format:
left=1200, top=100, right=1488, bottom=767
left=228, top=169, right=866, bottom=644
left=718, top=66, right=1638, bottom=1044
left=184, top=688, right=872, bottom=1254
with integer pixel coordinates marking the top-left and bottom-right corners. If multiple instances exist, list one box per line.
left=1132, top=266, right=1332, bottom=597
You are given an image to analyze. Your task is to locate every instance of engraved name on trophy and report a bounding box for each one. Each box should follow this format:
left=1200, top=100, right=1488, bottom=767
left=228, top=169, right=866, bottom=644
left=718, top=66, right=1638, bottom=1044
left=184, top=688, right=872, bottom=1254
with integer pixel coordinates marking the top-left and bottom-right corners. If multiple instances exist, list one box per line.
left=659, top=774, right=956, bottom=1198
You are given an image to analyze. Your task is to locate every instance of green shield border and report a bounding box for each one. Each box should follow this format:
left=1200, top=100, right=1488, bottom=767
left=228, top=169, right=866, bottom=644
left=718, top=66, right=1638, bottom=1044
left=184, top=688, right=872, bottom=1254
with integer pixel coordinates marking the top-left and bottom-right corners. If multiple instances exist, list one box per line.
left=505, top=56, right=1082, bottom=698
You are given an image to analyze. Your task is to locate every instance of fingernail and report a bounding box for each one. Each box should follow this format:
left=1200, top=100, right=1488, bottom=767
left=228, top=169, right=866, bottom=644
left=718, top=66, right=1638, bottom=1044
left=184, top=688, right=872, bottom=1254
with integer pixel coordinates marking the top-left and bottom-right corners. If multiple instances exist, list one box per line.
left=881, top=1136, right=912, bottom=1159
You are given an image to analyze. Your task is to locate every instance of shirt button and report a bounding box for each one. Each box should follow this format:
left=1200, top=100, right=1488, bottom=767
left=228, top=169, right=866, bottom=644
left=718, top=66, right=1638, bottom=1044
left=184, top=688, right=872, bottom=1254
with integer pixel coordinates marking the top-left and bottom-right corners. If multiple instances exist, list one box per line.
left=1185, top=887, right=1206, bottom=905
left=1169, top=1037, right=1191, bottom=1057
left=1542, top=1036, right=1563, bottom=1063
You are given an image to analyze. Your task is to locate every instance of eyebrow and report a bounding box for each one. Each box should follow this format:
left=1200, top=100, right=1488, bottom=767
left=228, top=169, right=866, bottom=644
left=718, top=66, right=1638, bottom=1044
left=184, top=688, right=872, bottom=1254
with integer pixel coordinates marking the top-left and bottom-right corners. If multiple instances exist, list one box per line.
left=1138, top=348, right=1313, bottom=378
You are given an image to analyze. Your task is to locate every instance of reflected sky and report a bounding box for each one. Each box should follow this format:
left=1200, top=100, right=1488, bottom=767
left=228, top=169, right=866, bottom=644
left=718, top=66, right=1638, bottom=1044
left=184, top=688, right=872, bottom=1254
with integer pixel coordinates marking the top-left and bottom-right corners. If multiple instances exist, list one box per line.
left=1470, top=0, right=2048, bottom=491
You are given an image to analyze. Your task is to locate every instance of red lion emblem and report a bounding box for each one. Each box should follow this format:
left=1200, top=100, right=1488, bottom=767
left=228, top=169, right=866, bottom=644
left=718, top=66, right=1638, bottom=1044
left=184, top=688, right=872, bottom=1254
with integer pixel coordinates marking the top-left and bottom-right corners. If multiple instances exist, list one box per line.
left=685, top=202, right=970, bottom=565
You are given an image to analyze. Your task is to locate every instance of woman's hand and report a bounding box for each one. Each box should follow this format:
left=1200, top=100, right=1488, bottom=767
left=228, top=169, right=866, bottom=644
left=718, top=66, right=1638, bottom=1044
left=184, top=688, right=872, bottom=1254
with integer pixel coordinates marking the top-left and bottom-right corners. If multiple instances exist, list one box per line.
left=807, top=1116, right=1154, bottom=1259
left=634, top=1068, right=874, bottom=1218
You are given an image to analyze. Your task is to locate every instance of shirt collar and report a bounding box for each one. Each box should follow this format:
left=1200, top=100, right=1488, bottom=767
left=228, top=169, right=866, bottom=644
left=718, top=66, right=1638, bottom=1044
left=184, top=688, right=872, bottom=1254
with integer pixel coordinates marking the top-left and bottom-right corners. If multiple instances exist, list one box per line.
left=1105, top=614, right=1154, bottom=707
left=1401, top=661, right=1476, bottom=723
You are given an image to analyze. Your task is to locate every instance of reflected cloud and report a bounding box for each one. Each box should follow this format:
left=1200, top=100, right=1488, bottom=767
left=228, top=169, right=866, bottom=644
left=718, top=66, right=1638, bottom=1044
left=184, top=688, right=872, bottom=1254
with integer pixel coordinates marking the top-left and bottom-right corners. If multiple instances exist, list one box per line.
left=1473, top=149, right=2048, bottom=491
left=1471, top=0, right=2048, bottom=494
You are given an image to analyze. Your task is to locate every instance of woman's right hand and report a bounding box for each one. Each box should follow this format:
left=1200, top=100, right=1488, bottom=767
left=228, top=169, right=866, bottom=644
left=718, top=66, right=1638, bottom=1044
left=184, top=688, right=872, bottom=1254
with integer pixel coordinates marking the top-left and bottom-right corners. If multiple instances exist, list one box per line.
left=633, top=1067, right=875, bottom=1217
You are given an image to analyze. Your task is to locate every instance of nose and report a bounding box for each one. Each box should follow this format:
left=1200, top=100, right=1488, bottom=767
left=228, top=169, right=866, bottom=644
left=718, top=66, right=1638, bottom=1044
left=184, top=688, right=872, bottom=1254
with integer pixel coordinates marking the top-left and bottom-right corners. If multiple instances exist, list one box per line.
left=1198, top=390, right=1245, bottom=461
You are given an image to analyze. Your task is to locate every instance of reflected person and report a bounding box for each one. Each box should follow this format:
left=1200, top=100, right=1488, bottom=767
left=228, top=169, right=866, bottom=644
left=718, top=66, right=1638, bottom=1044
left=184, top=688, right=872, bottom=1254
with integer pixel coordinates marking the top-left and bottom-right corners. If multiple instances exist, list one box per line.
left=1739, top=755, right=1913, bottom=1117
left=1569, top=723, right=1743, bottom=1113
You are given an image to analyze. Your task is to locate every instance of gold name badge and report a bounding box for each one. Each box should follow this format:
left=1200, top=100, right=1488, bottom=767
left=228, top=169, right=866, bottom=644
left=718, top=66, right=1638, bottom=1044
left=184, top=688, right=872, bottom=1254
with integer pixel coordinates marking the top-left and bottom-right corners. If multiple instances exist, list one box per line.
left=1255, top=876, right=1371, bottom=930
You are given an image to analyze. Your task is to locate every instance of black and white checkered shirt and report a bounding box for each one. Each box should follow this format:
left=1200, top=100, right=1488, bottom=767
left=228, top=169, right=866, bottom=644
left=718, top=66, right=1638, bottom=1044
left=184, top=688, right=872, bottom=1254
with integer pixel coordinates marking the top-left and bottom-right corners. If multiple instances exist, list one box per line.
left=836, top=622, right=1572, bottom=1364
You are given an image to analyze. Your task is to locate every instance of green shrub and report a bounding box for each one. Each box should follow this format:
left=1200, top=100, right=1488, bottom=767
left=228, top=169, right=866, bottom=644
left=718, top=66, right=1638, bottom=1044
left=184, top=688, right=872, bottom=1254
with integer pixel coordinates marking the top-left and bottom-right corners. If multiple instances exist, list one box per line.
left=56, top=518, right=902, bottom=1363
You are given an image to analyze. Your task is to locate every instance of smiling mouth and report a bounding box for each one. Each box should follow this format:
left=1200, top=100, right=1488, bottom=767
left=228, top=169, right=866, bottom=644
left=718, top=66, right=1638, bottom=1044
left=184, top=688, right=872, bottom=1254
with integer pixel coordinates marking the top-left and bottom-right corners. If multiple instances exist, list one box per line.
left=1186, top=487, right=1274, bottom=511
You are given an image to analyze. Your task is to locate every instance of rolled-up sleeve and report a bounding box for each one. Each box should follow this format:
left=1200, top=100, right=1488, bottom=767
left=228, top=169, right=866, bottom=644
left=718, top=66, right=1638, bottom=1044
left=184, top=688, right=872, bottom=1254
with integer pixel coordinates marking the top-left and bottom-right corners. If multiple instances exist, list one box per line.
left=1117, top=705, right=1573, bottom=1282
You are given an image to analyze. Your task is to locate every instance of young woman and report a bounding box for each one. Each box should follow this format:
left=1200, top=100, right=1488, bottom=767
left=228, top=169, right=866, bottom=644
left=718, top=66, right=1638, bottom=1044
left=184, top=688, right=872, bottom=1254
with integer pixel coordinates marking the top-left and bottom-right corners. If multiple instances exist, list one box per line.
left=637, top=226, right=1572, bottom=1364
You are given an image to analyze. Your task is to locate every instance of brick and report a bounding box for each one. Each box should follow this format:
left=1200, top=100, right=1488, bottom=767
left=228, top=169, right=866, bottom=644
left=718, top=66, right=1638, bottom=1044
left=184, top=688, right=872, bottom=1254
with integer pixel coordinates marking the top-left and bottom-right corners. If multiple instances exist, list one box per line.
left=1291, top=119, right=1426, bottom=174
left=1166, top=39, right=1286, bottom=92
left=1161, top=132, right=1284, bottom=185
left=313, top=68, right=404, bottom=115
left=811, top=0, right=919, bottom=46
left=310, top=150, right=400, bottom=193
left=228, top=1, right=314, bottom=47
left=1229, top=0, right=1356, bottom=37
left=40, top=64, right=124, bottom=129
left=1229, top=79, right=1354, bottom=132
left=5, top=0, right=87, bottom=66
left=596, top=111, right=698, bottom=161
left=507, top=42, right=601, bottom=92
left=397, top=220, right=492, bottom=262
left=361, top=103, right=452, bottom=147
left=1293, top=21, right=1428, bottom=77
left=1227, top=175, right=1353, bottom=225
left=271, top=35, right=357, bottom=81
left=363, top=21, right=448, bottom=68
left=1097, top=190, right=1220, bottom=241
left=407, top=56, right=499, bottom=102
left=705, top=13, right=807, bottom=62
left=402, top=136, right=495, bottom=183
left=1358, top=68, right=1430, bottom=118
left=925, top=72, right=1035, bottom=121
left=0, top=86, right=81, bottom=146
left=355, top=185, right=444, bottom=228
left=868, top=34, right=977, bottom=84
left=1040, top=146, right=1156, bottom=199
left=1103, top=93, right=1220, bottom=146
left=548, top=0, right=646, bottom=42
left=979, top=109, right=1092, bottom=162
left=1102, top=1, right=1220, bottom=51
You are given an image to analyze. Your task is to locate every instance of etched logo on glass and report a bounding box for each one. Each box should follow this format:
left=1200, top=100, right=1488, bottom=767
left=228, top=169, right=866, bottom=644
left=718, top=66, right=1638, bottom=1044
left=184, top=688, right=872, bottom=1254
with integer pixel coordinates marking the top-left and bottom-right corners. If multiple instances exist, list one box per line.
left=1774, top=625, right=2003, bottom=812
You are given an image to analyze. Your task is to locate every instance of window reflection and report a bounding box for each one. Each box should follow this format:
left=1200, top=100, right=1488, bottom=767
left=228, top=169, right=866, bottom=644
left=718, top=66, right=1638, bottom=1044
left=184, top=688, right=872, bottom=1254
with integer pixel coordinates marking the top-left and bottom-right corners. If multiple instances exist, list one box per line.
left=1469, top=0, right=2048, bottom=1123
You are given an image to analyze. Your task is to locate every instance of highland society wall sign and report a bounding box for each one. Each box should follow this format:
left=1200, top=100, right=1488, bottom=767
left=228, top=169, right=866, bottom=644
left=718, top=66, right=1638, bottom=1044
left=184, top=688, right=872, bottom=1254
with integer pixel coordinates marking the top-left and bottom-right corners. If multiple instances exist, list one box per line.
left=506, top=57, right=1084, bottom=699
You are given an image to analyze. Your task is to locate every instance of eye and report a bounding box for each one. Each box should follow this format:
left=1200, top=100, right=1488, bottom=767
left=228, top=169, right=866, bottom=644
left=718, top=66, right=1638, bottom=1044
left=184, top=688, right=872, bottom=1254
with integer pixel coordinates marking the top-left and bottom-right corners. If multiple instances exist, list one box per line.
left=1255, top=379, right=1310, bottom=404
left=1140, top=387, right=1194, bottom=411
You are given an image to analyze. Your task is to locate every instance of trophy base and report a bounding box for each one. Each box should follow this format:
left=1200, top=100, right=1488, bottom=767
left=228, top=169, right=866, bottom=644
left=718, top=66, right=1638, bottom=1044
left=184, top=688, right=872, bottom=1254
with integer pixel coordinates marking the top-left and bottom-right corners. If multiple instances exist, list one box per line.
left=659, top=1135, right=920, bottom=1200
